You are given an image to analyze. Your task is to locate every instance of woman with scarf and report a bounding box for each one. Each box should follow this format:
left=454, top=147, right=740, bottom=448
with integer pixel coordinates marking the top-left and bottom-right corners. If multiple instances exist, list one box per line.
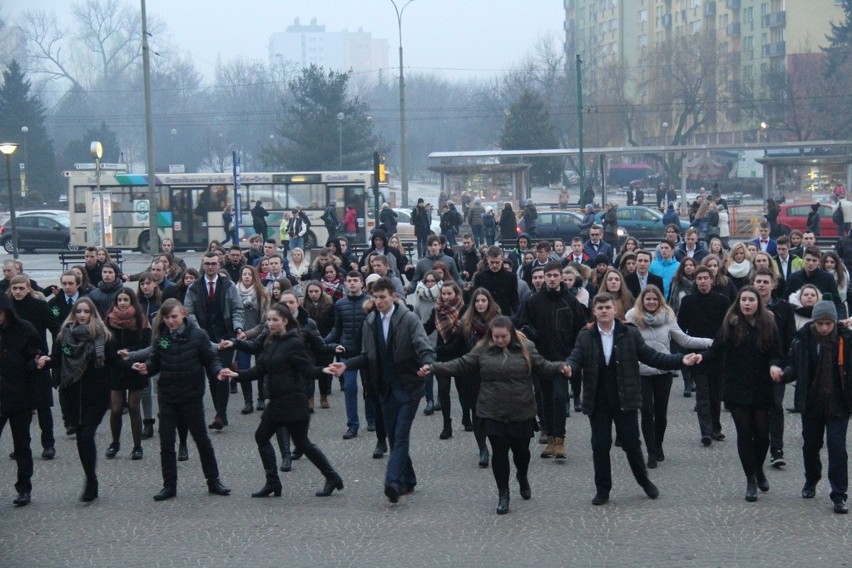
left=725, top=243, right=753, bottom=290
left=701, top=286, right=784, bottom=503
left=423, top=282, right=466, bottom=440
left=821, top=251, right=851, bottom=311
left=301, top=281, right=335, bottom=409
left=444, top=287, right=501, bottom=467
left=423, top=316, right=570, bottom=514
left=235, top=265, right=270, bottom=415
left=791, top=284, right=821, bottom=330
left=47, top=297, right=111, bottom=502
left=626, top=286, right=713, bottom=469
left=220, top=304, right=343, bottom=499
left=668, top=257, right=698, bottom=314
left=104, top=288, right=151, bottom=461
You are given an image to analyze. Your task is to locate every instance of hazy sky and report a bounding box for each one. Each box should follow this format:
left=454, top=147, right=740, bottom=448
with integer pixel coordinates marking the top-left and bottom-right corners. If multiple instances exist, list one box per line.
left=8, top=0, right=566, bottom=81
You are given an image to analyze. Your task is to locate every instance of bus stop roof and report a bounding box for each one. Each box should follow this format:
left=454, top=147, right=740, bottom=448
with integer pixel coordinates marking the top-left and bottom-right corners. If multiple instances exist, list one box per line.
left=427, top=163, right=530, bottom=175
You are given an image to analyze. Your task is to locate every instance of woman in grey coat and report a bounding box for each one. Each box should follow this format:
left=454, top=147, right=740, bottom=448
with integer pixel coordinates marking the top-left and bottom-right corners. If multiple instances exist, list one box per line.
left=625, top=285, right=712, bottom=469
left=424, top=316, right=569, bottom=515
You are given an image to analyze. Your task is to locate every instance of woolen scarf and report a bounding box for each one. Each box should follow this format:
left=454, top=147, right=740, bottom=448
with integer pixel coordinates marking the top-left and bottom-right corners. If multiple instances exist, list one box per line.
left=810, top=325, right=839, bottom=416
left=107, top=305, right=148, bottom=330
left=726, top=259, right=751, bottom=279
left=469, top=316, right=488, bottom=346
left=59, top=324, right=106, bottom=389
left=435, top=294, right=463, bottom=342
left=237, top=281, right=258, bottom=309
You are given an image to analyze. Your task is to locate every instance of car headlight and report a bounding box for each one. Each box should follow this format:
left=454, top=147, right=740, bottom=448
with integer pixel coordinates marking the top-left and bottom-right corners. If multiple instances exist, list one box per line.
left=617, top=228, right=627, bottom=237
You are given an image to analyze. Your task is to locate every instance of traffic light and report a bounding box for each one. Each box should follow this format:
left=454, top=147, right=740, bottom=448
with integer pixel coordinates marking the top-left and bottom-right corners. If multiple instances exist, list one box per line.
left=378, top=157, right=387, bottom=183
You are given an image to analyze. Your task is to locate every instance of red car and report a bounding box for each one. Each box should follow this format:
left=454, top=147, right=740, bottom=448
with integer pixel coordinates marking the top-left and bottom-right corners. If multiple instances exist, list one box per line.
left=776, top=202, right=840, bottom=237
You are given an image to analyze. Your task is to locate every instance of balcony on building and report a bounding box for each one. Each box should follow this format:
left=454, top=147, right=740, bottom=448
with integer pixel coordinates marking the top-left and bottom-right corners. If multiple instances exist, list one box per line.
left=762, top=11, right=786, bottom=28
left=726, top=22, right=741, bottom=37
left=762, top=41, right=786, bottom=58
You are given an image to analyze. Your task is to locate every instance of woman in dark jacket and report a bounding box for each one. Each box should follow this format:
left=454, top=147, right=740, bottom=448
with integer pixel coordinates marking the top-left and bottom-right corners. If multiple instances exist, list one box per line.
left=427, top=316, right=568, bottom=514
left=0, top=295, right=45, bottom=506
left=223, top=304, right=343, bottom=498
left=702, top=286, right=784, bottom=503
left=498, top=203, right=518, bottom=244
left=49, top=297, right=112, bottom=502
left=251, top=200, right=269, bottom=239
left=806, top=203, right=821, bottom=235
left=104, top=288, right=151, bottom=461
left=302, top=282, right=336, bottom=409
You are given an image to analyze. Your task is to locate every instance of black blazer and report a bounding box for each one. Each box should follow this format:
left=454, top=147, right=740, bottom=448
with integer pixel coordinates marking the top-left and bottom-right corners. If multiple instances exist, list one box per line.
left=625, top=271, right=665, bottom=299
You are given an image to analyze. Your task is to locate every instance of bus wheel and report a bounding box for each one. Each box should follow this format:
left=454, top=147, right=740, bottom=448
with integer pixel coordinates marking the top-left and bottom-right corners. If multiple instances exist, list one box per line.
left=304, top=231, right=317, bottom=250
left=138, top=231, right=151, bottom=254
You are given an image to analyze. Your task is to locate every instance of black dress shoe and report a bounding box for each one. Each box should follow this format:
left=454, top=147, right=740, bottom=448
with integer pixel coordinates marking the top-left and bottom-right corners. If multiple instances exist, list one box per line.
left=208, top=480, right=231, bottom=496
left=80, top=480, right=98, bottom=502
left=241, top=402, right=254, bottom=415
left=834, top=499, right=849, bottom=514
left=801, top=483, right=816, bottom=499
left=701, top=436, right=712, bottom=447
left=711, top=432, right=726, bottom=441
left=153, top=486, right=176, bottom=501
left=755, top=471, right=770, bottom=493
left=280, top=454, right=292, bottom=471
left=372, top=441, right=387, bottom=459
left=592, top=493, right=609, bottom=506
left=315, top=476, right=344, bottom=497
left=496, top=490, right=510, bottom=515
left=384, top=483, right=401, bottom=503
left=66, top=426, right=77, bottom=436
left=647, top=456, right=658, bottom=469
left=13, top=492, right=30, bottom=507
left=342, top=428, right=358, bottom=440
left=439, top=421, right=453, bottom=440
left=177, top=444, right=189, bottom=462
left=251, top=483, right=282, bottom=498
left=208, top=416, right=224, bottom=431
left=517, top=475, right=531, bottom=500
left=478, top=448, right=490, bottom=468
left=256, top=400, right=266, bottom=411
left=42, top=447, right=56, bottom=460
left=131, top=446, right=143, bottom=460
left=641, top=480, right=660, bottom=499
left=105, top=443, right=120, bottom=459
left=423, top=401, right=434, bottom=415
left=745, top=480, right=758, bottom=502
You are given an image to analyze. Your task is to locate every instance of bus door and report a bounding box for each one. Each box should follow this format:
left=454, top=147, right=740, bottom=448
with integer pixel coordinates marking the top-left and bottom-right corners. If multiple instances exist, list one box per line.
left=170, top=187, right=210, bottom=249
left=329, top=184, right=368, bottom=243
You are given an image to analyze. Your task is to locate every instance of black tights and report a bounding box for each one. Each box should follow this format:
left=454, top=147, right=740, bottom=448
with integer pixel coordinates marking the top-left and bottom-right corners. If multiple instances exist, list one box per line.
left=110, top=389, right=142, bottom=448
left=487, top=435, right=530, bottom=491
left=731, top=405, right=770, bottom=479
left=436, top=375, right=468, bottom=423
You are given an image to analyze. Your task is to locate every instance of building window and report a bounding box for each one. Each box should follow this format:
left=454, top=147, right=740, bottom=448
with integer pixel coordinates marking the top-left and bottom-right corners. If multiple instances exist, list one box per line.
left=639, top=34, right=649, bottom=47
left=744, top=6, right=753, bottom=22
left=639, top=9, right=648, bottom=22
left=691, top=20, right=701, bottom=34
left=691, top=0, right=701, bottom=7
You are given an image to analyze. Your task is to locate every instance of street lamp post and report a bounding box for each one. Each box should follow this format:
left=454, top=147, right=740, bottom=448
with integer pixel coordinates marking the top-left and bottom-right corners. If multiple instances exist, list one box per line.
left=91, top=141, right=105, bottom=247
left=0, top=143, right=20, bottom=259
left=20, top=126, right=28, bottom=199
left=391, top=0, right=414, bottom=206
left=170, top=128, right=177, bottom=170
left=337, top=112, right=345, bottom=169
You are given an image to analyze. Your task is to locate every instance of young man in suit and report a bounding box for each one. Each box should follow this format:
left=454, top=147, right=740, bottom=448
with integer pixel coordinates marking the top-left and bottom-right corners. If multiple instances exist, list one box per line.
left=626, top=250, right=664, bottom=299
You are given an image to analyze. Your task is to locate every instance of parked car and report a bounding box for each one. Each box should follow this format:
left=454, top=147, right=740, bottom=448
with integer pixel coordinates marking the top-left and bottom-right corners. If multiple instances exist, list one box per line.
left=1, top=213, right=73, bottom=253
left=776, top=202, right=839, bottom=236
left=18, top=209, right=70, bottom=219
left=517, top=210, right=628, bottom=245
left=595, top=205, right=691, bottom=241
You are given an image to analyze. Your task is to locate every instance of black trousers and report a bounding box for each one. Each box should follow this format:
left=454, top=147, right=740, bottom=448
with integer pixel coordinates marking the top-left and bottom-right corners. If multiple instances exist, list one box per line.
left=457, top=374, right=486, bottom=452
left=802, top=411, right=849, bottom=503
left=640, top=374, right=673, bottom=456
left=158, top=398, right=220, bottom=488
left=208, top=347, right=233, bottom=419
left=256, top=412, right=338, bottom=485
left=693, top=372, right=723, bottom=438
left=0, top=411, right=34, bottom=493
left=589, top=402, right=649, bottom=496
left=768, top=382, right=786, bottom=457
left=488, top=434, right=530, bottom=492
left=730, top=405, right=770, bottom=479
left=63, top=383, right=108, bottom=483
left=539, top=375, right=569, bottom=438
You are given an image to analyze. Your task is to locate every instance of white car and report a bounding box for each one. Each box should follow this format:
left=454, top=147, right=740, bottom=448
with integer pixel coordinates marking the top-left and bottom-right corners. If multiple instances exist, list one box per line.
left=387, top=208, right=441, bottom=241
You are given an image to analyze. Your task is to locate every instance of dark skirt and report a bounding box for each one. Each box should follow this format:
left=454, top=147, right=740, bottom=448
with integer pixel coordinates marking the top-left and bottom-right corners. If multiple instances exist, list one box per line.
left=480, top=417, right=536, bottom=439
left=109, top=369, right=149, bottom=392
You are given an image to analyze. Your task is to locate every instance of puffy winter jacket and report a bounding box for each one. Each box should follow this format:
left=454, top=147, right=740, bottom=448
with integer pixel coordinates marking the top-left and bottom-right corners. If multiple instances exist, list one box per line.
left=324, top=292, right=368, bottom=354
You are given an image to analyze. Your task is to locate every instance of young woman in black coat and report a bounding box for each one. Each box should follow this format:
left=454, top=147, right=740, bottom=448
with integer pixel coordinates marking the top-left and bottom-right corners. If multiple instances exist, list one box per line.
left=222, top=304, right=343, bottom=498
left=45, top=297, right=112, bottom=502
left=0, top=295, right=46, bottom=506
left=104, top=288, right=151, bottom=461
left=701, top=286, right=784, bottom=503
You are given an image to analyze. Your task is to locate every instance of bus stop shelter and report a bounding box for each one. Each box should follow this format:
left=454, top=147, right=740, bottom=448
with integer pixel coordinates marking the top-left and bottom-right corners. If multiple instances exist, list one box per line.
left=756, top=152, right=852, bottom=199
left=427, top=162, right=531, bottom=205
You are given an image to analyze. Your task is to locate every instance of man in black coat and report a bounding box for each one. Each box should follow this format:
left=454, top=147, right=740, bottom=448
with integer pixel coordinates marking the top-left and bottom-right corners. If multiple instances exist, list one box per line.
left=625, top=250, right=665, bottom=299
left=411, top=198, right=432, bottom=258
left=566, top=293, right=699, bottom=505
left=0, top=294, right=45, bottom=506
left=472, top=247, right=519, bottom=317
left=677, top=266, right=731, bottom=446
left=517, top=261, right=587, bottom=460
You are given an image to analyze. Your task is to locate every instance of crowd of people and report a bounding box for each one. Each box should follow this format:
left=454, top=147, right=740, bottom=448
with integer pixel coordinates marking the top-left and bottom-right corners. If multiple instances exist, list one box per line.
left=1, top=204, right=851, bottom=518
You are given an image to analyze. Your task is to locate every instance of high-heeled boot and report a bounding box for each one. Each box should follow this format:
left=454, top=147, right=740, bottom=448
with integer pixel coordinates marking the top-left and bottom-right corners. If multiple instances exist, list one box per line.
left=745, top=476, right=758, bottom=502
left=277, top=428, right=292, bottom=471
left=439, top=419, right=453, bottom=440
left=253, top=445, right=283, bottom=497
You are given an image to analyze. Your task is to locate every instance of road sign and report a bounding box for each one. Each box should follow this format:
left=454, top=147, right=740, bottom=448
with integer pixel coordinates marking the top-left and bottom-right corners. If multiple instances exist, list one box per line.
left=74, top=163, right=97, bottom=170
left=99, top=163, right=128, bottom=171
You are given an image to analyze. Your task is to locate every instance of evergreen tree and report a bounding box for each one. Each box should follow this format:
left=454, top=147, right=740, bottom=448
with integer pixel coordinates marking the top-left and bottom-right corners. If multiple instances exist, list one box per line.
left=262, top=65, right=378, bottom=171
left=499, top=90, right=562, bottom=186
left=824, top=0, right=852, bottom=73
left=0, top=60, right=59, bottom=198
left=62, top=122, right=121, bottom=169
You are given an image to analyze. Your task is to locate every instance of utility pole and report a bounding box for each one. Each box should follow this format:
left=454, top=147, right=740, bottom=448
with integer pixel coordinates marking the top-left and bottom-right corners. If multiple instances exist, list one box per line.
left=576, top=54, right=585, bottom=204
left=141, top=0, right=159, bottom=255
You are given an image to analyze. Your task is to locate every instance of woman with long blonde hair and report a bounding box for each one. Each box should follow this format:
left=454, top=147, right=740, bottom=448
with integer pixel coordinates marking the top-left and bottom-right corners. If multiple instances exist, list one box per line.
left=725, top=242, right=753, bottom=290
left=597, top=268, right=634, bottom=320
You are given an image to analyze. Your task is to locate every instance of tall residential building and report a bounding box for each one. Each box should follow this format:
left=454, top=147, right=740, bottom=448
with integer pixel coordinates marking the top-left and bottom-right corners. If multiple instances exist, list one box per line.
left=563, top=0, right=845, bottom=144
left=269, top=18, right=389, bottom=82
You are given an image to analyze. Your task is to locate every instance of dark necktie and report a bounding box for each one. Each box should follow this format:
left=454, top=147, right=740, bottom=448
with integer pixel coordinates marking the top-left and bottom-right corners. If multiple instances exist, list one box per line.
left=67, top=296, right=73, bottom=306
left=208, top=280, right=215, bottom=301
